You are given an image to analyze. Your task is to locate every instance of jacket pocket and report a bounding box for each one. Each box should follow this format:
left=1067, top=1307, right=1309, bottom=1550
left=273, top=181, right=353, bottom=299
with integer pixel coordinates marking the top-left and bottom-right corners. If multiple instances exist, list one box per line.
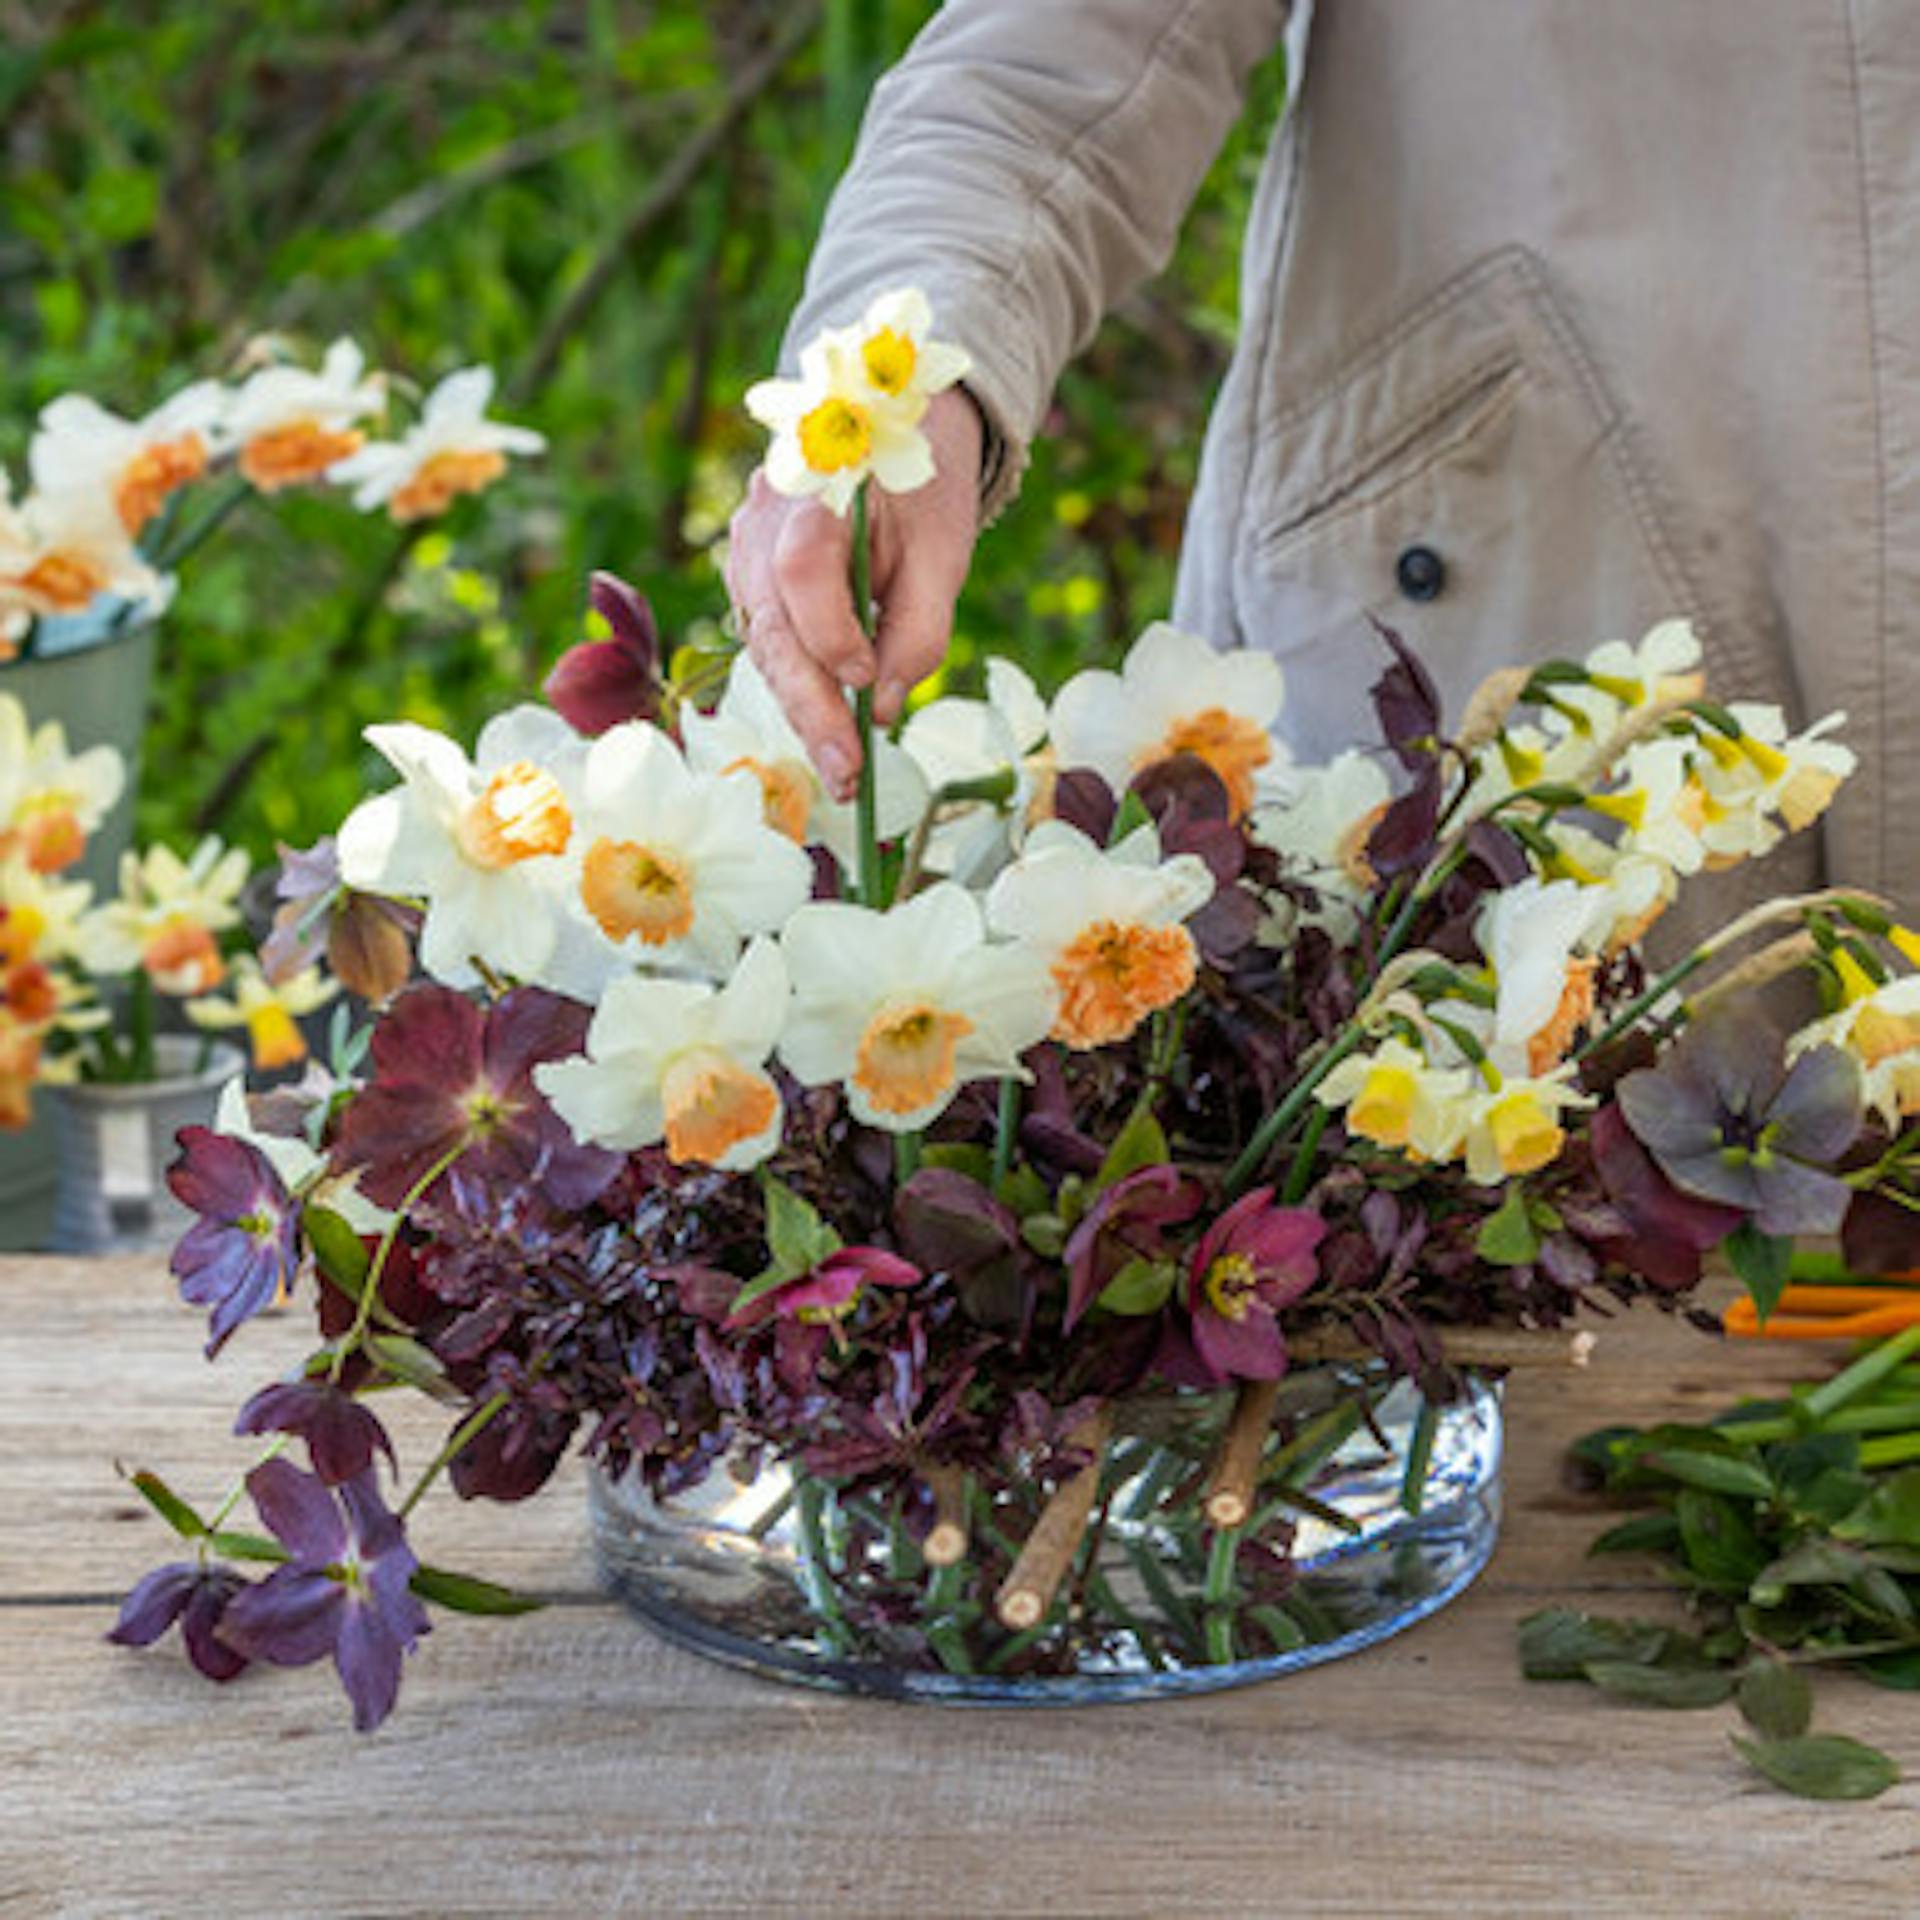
left=1235, top=246, right=1697, bottom=762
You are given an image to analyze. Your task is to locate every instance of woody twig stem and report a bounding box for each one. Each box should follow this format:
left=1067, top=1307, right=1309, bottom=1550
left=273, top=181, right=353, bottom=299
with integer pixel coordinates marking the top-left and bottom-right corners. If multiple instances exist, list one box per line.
left=1202, top=1380, right=1281, bottom=1530
left=922, top=1465, right=970, bottom=1569
left=1285, top=1327, right=1598, bottom=1372
left=995, top=1408, right=1112, bottom=1631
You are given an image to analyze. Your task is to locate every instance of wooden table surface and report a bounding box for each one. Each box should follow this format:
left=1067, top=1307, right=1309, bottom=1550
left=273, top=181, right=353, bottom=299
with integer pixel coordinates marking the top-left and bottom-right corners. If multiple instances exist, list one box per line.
left=1, top=1256, right=1914, bottom=1919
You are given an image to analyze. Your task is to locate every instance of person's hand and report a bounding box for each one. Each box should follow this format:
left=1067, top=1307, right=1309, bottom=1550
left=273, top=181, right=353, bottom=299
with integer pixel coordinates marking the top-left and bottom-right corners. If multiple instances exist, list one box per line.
left=724, top=387, right=983, bottom=802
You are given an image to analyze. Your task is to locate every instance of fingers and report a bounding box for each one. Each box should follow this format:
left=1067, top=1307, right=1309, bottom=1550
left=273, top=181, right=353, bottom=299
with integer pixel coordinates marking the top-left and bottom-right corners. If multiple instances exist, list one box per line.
left=726, top=478, right=861, bottom=800
left=772, top=500, right=875, bottom=691
left=870, top=555, right=961, bottom=727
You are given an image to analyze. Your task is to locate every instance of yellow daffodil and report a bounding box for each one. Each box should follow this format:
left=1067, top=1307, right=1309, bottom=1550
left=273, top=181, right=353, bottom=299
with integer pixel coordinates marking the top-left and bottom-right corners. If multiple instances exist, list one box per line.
left=1316, top=1038, right=1476, bottom=1163
left=78, top=837, right=249, bottom=996
left=187, top=955, right=338, bottom=1072
left=745, top=287, right=970, bottom=515
left=1788, top=968, right=1920, bottom=1132
left=0, top=696, right=125, bottom=875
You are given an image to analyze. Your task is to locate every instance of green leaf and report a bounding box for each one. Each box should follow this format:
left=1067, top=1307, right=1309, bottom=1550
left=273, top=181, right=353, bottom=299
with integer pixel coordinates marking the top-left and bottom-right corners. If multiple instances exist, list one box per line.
left=123, top=1468, right=206, bottom=1540
left=82, top=165, right=159, bottom=243
left=1020, top=1213, right=1067, bottom=1259
left=1096, top=1256, right=1178, bottom=1317
left=1092, top=1107, right=1169, bottom=1195
left=1676, top=1488, right=1769, bottom=1592
left=1834, top=1468, right=1920, bottom=1549
left=206, top=1529, right=289, bottom=1565
left=1108, top=789, right=1153, bottom=847
left=1726, top=1221, right=1793, bottom=1326
left=1475, top=1188, right=1539, bottom=1266
left=1736, top=1659, right=1814, bottom=1739
left=305, top=1205, right=371, bottom=1299
left=1517, top=1607, right=1672, bottom=1680
left=1750, top=1536, right=1879, bottom=1608
left=1858, top=1648, right=1920, bottom=1690
left=1732, top=1734, right=1901, bottom=1801
left=1588, top=1511, right=1684, bottom=1558
left=922, top=1142, right=993, bottom=1184
left=365, top=1333, right=450, bottom=1395
left=1641, top=1445, right=1775, bottom=1501
left=1583, top=1660, right=1736, bottom=1708
left=761, top=1174, right=841, bottom=1277
left=409, top=1565, right=546, bottom=1616
left=993, top=1163, right=1050, bottom=1219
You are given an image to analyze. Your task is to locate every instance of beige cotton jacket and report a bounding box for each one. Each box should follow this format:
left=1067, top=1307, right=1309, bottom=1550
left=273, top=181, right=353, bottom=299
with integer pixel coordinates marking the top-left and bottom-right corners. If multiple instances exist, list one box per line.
left=785, top=0, right=1920, bottom=932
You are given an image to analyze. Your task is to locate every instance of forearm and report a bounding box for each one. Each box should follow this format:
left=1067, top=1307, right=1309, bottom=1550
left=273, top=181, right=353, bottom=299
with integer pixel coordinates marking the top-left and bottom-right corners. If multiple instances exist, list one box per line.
left=784, top=0, right=1291, bottom=516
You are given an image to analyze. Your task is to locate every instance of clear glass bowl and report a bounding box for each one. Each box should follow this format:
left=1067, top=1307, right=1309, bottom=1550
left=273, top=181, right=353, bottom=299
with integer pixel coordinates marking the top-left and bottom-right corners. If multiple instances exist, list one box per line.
left=591, top=1366, right=1503, bottom=1703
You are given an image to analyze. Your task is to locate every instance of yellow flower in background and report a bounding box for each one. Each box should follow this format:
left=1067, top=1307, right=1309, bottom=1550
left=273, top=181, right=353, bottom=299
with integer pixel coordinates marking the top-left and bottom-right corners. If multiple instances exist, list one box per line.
left=0, top=695, right=126, bottom=875
left=187, top=955, right=337, bottom=1072
left=326, top=367, right=545, bottom=523
left=1049, top=621, right=1291, bottom=821
left=78, top=837, right=249, bottom=996
left=29, top=382, right=227, bottom=536
left=0, top=858, right=92, bottom=970
left=226, top=338, right=385, bottom=492
left=746, top=287, right=970, bottom=515
left=0, top=471, right=169, bottom=625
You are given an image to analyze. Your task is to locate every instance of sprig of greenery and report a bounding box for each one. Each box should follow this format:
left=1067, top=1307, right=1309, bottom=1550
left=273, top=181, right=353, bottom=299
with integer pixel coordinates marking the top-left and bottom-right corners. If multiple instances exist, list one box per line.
left=1520, top=1343, right=1920, bottom=1800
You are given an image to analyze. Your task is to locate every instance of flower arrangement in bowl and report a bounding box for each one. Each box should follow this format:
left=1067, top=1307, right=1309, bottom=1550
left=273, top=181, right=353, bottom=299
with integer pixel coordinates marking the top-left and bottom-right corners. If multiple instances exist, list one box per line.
left=114, top=295, right=1920, bottom=1729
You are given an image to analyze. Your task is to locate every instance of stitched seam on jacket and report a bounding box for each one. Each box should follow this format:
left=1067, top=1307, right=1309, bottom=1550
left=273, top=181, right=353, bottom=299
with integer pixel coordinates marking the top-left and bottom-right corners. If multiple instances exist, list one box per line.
left=1250, top=356, right=1521, bottom=551
left=1840, top=0, right=1887, bottom=884
left=999, top=0, right=1217, bottom=406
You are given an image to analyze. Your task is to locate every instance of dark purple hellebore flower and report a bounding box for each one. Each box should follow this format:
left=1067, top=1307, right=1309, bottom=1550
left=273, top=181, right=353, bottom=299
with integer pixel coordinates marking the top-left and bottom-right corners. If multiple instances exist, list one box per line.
left=1590, top=1101, right=1743, bottom=1290
left=168, top=1128, right=301, bottom=1356
left=725, top=1246, right=922, bottom=1331
left=331, top=983, right=620, bottom=1213
left=1185, top=1187, right=1325, bottom=1382
left=109, top=1562, right=250, bottom=1682
left=543, top=571, right=663, bottom=736
left=1062, top=1164, right=1206, bottom=1332
left=1615, top=1009, right=1862, bottom=1239
left=260, top=835, right=416, bottom=1003
left=217, top=1459, right=427, bottom=1733
left=235, top=1380, right=396, bottom=1485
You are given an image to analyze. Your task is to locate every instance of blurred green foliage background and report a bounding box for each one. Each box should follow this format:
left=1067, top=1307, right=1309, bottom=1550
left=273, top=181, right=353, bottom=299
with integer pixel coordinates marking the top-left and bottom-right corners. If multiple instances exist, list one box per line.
left=1, top=2, right=1286, bottom=855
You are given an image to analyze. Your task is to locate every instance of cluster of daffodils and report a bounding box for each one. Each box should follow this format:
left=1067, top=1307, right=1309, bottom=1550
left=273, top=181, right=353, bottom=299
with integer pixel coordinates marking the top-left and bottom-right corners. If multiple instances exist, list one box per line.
left=1297, top=618, right=1871, bottom=1184
left=0, top=693, right=336, bottom=1124
left=1, top=342, right=542, bottom=659
left=336, top=621, right=1260, bottom=1162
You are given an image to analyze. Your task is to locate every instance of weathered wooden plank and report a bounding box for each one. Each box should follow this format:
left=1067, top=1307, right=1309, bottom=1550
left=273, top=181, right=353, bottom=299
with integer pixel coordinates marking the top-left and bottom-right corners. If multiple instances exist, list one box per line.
left=2, top=1257, right=1914, bottom=1918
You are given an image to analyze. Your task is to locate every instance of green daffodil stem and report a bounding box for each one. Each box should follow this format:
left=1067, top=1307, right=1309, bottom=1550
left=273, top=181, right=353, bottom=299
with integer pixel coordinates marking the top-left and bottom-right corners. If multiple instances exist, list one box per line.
left=148, top=476, right=251, bottom=572
left=399, top=1390, right=511, bottom=1520
left=894, top=1131, right=922, bottom=1184
left=328, top=1140, right=464, bottom=1384
left=851, top=485, right=882, bottom=909
left=1223, top=1022, right=1373, bottom=1197
left=1398, top=1397, right=1440, bottom=1517
left=991, top=1077, right=1022, bottom=1190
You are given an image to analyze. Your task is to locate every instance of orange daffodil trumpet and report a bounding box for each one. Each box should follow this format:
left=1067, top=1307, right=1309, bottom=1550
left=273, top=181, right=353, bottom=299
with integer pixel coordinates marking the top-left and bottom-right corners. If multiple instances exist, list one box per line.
left=985, top=820, right=1215, bottom=1050
left=535, top=938, right=790, bottom=1171
left=225, top=338, right=386, bottom=493
left=777, top=884, right=1054, bottom=1133
left=1049, top=620, right=1293, bottom=822
left=746, top=289, right=971, bottom=515
left=0, top=693, right=125, bottom=875
left=326, top=367, right=545, bottom=524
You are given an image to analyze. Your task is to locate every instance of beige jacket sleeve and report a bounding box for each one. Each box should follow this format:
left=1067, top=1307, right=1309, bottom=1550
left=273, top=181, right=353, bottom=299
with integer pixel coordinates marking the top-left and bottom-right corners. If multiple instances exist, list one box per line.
left=782, top=0, right=1291, bottom=517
